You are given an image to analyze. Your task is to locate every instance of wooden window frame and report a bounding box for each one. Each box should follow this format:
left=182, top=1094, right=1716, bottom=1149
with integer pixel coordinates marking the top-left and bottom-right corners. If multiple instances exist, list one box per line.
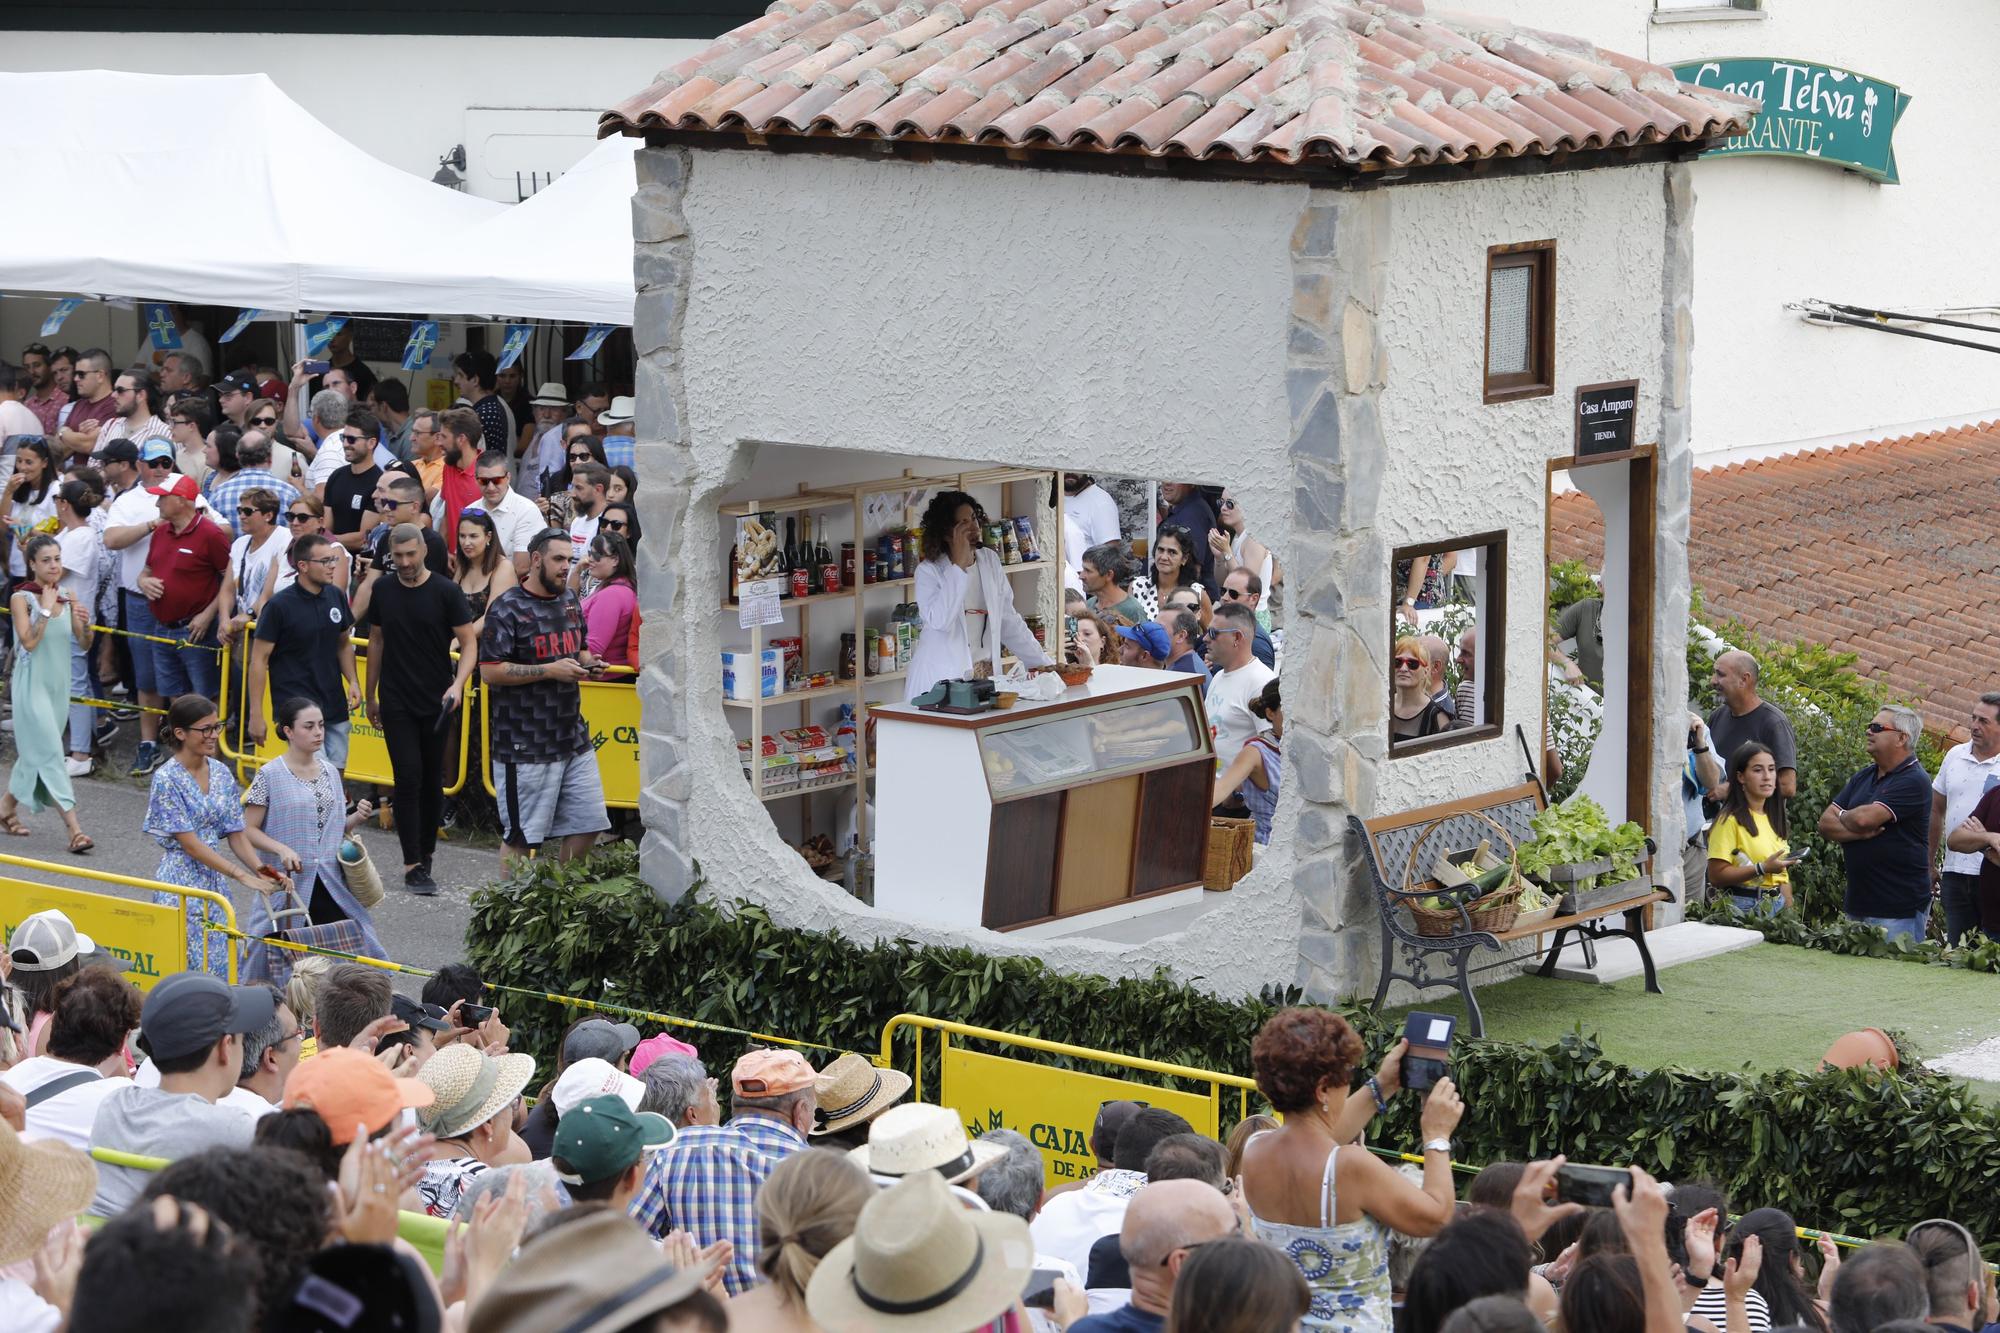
left=1483, top=240, right=1556, bottom=404
left=1388, top=530, right=1507, bottom=758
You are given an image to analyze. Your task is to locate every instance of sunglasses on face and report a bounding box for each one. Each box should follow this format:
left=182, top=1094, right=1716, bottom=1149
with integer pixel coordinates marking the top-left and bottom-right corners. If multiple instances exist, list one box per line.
left=1219, top=498, right=1237, bottom=510
left=286, top=512, right=313, bottom=523
left=1221, top=588, right=1247, bottom=600
left=602, top=520, right=627, bottom=532
left=477, top=475, right=508, bottom=487
left=251, top=414, right=279, bottom=426
left=568, top=453, right=592, bottom=463
left=338, top=432, right=367, bottom=447
left=1393, top=656, right=1424, bottom=669
left=1865, top=722, right=1894, bottom=734
left=236, top=506, right=274, bottom=517
left=375, top=498, right=409, bottom=512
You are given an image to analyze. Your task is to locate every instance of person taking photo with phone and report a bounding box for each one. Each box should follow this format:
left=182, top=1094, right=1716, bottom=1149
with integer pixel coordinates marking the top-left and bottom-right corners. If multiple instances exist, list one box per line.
left=1239, top=1007, right=1464, bottom=1332
left=1707, top=741, right=1800, bottom=917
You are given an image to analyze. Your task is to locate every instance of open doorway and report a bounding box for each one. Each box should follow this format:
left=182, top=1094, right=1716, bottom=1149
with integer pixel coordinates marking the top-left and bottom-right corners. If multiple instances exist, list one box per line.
left=1543, top=447, right=1657, bottom=828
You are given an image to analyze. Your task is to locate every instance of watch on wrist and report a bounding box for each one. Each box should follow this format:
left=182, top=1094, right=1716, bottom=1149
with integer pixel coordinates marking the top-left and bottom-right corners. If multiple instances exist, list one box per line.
left=1422, top=1138, right=1452, bottom=1154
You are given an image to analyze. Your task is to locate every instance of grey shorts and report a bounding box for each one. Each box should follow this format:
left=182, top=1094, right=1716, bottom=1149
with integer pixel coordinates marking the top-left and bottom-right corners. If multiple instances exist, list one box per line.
left=494, top=752, right=609, bottom=849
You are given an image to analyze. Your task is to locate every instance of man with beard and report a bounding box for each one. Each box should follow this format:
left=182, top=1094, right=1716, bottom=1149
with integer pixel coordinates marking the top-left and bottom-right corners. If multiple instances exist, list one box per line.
left=479, top=529, right=607, bottom=870
left=20, top=343, right=68, bottom=435
left=428, top=407, right=483, bottom=548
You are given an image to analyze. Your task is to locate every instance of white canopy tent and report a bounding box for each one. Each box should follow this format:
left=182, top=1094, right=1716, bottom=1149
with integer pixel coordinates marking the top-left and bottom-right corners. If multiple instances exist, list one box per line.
left=0, top=71, right=637, bottom=325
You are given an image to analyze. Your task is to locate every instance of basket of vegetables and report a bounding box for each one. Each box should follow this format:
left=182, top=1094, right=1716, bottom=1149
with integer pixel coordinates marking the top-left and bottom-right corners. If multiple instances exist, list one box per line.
left=1514, top=797, right=1656, bottom=916
left=1402, top=810, right=1525, bottom=938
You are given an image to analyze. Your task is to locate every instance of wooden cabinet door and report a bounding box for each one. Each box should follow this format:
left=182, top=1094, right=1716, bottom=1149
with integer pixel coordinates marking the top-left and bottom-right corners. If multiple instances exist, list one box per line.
left=1133, top=760, right=1211, bottom=894
left=983, top=792, right=1062, bottom=929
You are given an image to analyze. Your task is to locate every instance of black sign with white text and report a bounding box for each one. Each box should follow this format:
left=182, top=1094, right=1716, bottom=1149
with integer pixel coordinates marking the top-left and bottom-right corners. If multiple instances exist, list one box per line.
left=1574, top=381, right=1639, bottom=458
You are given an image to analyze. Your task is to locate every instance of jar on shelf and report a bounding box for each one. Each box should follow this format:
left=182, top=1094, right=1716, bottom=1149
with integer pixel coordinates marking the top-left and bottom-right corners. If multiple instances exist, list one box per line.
left=839, top=633, right=857, bottom=680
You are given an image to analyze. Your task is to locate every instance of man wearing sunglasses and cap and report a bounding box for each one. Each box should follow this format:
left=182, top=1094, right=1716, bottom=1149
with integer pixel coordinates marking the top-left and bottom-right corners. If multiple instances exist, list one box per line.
left=88, top=971, right=274, bottom=1216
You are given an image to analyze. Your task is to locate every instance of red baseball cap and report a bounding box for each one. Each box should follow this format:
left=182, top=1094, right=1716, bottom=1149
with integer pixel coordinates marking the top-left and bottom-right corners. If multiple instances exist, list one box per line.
left=145, top=475, right=200, bottom=501
left=283, top=1047, right=436, bottom=1144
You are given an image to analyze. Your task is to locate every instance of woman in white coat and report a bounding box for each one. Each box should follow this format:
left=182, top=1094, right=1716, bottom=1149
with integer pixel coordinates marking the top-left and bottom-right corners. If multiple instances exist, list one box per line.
left=905, top=490, right=1053, bottom=701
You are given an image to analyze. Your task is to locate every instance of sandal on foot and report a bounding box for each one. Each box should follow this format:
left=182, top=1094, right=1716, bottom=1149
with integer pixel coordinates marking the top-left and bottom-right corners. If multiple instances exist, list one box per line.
left=67, top=831, right=94, bottom=854
left=0, top=812, right=29, bottom=837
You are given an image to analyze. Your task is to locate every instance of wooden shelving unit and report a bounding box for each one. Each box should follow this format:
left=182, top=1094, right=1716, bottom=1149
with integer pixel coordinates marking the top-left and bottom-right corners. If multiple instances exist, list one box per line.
left=720, top=467, right=1063, bottom=857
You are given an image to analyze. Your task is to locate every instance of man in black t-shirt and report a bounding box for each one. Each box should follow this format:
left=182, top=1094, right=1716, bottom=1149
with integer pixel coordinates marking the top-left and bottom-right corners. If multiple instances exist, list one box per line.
left=248, top=532, right=360, bottom=766
left=479, top=529, right=607, bottom=869
left=322, top=419, right=384, bottom=551
left=351, top=472, right=447, bottom=620
left=363, top=523, right=477, bottom=895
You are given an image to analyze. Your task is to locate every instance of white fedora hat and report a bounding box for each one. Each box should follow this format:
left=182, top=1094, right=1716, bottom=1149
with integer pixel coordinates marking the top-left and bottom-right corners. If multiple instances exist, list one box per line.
left=846, top=1102, right=1006, bottom=1185
left=806, top=1169, right=1033, bottom=1333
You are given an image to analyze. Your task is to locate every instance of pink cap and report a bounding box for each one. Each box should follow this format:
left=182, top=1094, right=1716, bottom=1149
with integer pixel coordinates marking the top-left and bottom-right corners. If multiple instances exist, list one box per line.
left=631, top=1032, right=700, bottom=1078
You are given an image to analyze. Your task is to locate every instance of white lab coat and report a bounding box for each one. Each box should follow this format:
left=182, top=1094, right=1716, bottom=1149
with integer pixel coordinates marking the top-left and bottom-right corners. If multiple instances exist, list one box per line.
left=905, top=548, right=1053, bottom=700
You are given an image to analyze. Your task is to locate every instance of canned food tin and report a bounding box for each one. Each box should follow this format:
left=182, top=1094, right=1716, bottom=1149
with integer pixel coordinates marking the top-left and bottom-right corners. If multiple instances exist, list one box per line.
left=790, top=567, right=810, bottom=599
left=862, top=550, right=878, bottom=584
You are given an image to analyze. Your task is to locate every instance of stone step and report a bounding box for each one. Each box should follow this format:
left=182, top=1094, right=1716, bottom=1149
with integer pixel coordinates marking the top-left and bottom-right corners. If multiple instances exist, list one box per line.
left=1527, top=921, right=1764, bottom=985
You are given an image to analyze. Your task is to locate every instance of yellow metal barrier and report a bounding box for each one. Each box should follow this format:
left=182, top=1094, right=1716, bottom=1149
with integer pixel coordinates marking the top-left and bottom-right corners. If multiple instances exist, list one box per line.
left=880, top=1014, right=1260, bottom=1189
left=0, top=858, right=237, bottom=986
left=86, top=1147, right=450, bottom=1271
left=217, top=628, right=414, bottom=791
left=478, top=667, right=639, bottom=810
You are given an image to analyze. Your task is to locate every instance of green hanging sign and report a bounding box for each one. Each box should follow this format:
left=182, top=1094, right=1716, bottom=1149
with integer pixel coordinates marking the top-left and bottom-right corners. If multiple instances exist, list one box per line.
left=1670, top=58, right=1909, bottom=184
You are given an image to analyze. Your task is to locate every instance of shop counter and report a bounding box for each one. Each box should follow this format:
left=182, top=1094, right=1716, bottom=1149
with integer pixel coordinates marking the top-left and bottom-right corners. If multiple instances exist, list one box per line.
left=873, top=665, right=1215, bottom=935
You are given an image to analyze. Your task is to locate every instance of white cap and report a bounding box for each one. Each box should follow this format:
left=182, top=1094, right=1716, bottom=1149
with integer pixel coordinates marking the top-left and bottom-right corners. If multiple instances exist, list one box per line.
left=552, top=1057, right=645, bottom=1115
left=8, top=910, right=95, bottom=971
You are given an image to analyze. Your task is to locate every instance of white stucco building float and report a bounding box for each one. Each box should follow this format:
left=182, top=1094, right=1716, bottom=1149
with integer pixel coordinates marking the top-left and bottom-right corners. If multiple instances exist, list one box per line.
left=602, top=0, right=1753, bottom=1002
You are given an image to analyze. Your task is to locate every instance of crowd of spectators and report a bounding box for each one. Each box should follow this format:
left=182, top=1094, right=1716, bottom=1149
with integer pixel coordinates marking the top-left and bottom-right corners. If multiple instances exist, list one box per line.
left=2, top=960, right=1989, bottom=1333
left=0, top=338, right=639, bottom=936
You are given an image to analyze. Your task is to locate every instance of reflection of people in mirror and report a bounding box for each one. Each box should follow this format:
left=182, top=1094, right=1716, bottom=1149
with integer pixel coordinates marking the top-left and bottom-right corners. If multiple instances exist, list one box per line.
left=1389, top=636, right=1453, bottom=743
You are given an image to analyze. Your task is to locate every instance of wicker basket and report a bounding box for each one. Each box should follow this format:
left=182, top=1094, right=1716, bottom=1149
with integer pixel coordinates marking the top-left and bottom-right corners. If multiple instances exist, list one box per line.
left=1402, top=810, right=1524, bottom=937
left=1204, top=817, right=1256, bottom=890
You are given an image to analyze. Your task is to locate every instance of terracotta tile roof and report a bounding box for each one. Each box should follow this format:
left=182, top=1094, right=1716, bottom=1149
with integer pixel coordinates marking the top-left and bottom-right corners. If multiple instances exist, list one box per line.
left=1550, top=425, right=2000, bottom=742
left=599, top=0, right=1755, bottom=171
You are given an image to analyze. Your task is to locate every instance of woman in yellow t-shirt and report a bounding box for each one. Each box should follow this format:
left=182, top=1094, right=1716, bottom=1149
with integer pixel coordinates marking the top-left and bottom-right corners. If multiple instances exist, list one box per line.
left=1708, top=741, right=1802, bottom=915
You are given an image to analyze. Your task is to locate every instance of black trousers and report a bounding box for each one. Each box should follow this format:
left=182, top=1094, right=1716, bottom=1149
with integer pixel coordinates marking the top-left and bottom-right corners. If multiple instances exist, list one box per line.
left=381, top=705, right=446, bottom=868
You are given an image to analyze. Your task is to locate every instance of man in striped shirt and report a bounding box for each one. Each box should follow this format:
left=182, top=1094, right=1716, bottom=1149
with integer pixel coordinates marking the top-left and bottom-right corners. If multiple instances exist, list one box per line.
left=628, top=1048, right=817, bottom=1294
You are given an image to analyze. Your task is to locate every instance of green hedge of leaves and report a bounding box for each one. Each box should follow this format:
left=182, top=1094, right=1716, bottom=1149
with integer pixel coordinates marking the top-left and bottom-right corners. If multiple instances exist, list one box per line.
left=468, top=848, right=2000, bottom=1245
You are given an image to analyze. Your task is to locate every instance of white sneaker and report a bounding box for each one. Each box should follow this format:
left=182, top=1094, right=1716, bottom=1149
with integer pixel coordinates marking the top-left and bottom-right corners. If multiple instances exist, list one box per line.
left=66, top=757, right=92, bottom=777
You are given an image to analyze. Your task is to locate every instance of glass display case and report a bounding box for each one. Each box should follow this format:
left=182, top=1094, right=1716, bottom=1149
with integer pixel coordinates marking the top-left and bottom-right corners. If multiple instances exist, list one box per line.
left=979, top=695, right=1203, bottom=798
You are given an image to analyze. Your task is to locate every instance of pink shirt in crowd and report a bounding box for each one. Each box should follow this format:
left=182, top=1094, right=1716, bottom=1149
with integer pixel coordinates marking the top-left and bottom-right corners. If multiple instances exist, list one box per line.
left=581, top=579, right=636, bottom=667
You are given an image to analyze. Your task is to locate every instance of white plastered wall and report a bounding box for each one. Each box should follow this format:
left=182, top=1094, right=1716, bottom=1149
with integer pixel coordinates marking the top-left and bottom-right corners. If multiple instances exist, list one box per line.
left=670, top=150, right=1309, bottom=998
left=1499, top=0, right=2000, bottom=459
left=1372, top=166, right=1669, bottom=815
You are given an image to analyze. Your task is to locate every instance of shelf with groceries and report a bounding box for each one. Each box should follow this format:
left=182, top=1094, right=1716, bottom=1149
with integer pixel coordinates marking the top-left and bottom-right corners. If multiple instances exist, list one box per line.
left=716, top=466, right=1064, bottom=872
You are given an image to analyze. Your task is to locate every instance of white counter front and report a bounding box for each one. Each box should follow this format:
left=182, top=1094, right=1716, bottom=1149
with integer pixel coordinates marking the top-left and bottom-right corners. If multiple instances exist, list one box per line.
left=873, top=665, right=1215, bottom=932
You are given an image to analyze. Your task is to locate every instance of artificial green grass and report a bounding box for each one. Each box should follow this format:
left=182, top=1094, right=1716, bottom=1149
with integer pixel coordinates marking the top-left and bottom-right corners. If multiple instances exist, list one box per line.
left=1388, top=941, right=2000, bottom=1100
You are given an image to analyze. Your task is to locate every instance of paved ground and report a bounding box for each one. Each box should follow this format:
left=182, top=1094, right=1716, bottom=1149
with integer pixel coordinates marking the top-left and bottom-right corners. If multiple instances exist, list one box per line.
left=3, top=712, right=490, bottom=986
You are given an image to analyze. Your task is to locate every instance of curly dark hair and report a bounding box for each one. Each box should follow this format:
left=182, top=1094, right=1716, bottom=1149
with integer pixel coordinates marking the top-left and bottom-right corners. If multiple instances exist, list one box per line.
left=46, top=967, right=143, bottom=1066
left=918, top=490, right=987, bottom=564
left=1251, top=1006, right=1362, bottom=1113
left=141, top=1147, right=332, bottom=1321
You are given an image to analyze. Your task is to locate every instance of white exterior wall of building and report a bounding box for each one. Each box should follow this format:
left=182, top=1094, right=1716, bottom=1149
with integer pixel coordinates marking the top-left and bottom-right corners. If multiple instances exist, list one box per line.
left=1372, top=166, right=1669, bottom=817
left=626, top=145, right=1693, bottom=1000
left=664, top=150, right=1311, bottom=997
left=1503, top=0, right=2000, bottom=459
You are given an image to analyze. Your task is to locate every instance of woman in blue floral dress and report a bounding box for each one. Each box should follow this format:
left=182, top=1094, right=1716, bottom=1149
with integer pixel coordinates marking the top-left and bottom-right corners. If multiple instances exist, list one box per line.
left=145, top=694, right=298, bottom=976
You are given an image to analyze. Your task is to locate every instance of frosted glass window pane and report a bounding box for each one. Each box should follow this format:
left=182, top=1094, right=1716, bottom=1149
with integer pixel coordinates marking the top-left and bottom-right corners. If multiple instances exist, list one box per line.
left=1488, top=264, right=1532, bottom=376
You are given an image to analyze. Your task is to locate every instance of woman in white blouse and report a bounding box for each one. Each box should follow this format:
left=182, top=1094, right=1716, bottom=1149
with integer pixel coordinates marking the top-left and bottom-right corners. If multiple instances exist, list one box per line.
left=904, top=490, right=1052, bottom=701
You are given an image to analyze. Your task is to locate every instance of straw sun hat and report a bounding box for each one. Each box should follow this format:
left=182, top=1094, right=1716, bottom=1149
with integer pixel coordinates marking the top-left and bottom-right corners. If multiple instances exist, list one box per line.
left=418, top=1044, right=536, bottom=1140
left=812, top=1052, right=913, bottom=1137
left=0, top=1117, right=97, bottom=1264
left=807, top=1169, right=1033, bottom=1333
left=847, top=1103, right=1006, bottom=1185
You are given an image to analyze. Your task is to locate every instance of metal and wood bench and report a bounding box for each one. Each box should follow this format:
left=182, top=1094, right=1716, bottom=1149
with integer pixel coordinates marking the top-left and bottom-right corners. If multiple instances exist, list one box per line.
left=1350, top=781, right=1671, bottom=1038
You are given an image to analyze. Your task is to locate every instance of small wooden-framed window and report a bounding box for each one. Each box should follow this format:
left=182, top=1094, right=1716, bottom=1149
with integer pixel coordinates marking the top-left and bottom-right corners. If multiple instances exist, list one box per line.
left=1483, top=240, right=1555, bottom=403
left=1389, top=532, right=1507, bottom=756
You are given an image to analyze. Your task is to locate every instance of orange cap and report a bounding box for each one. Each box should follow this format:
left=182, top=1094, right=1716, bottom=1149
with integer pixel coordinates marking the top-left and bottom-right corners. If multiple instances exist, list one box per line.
left=283, top=1047, right=436, bottom=1144
left=731, top=1048, right=816, bottom=1097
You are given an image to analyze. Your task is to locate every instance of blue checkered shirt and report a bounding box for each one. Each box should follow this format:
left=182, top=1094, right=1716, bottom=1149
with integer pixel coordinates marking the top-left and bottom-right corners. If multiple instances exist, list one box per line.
left=206, top=468, right=301, bottom=539
left=628, top=1113, right=807, bottom=1295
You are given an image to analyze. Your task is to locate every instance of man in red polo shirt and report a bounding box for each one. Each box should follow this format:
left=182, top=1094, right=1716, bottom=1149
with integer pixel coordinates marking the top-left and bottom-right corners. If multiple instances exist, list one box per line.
left=139, top=475, right=231, bottom=703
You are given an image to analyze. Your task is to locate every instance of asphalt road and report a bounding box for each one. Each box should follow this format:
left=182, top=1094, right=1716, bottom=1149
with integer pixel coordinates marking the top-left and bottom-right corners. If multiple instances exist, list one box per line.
left=3, top=716, right=488, bottom=991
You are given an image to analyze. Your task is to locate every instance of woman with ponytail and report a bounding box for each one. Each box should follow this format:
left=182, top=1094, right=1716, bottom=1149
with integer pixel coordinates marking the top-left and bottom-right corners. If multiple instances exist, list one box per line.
left=728, top=1148, right=874, bottom=1331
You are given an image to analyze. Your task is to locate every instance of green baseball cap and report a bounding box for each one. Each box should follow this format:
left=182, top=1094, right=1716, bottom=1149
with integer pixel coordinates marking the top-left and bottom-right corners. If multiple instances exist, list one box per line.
left=550, top=1095, right=675, bottom=1187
